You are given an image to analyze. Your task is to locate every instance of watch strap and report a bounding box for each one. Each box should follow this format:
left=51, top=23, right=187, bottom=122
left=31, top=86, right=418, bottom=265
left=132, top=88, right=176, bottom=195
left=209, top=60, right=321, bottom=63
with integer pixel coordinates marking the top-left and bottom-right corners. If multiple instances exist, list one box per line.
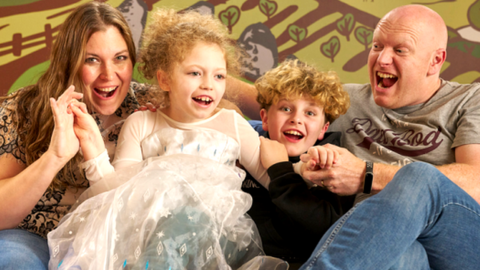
left=364, top=161, right=373, bottom=194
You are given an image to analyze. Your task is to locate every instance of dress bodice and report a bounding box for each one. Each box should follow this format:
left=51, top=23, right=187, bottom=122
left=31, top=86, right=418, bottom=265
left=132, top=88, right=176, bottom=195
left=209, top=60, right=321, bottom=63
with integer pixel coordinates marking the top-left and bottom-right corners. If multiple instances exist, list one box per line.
left=141, top=127, right=240, bottom=168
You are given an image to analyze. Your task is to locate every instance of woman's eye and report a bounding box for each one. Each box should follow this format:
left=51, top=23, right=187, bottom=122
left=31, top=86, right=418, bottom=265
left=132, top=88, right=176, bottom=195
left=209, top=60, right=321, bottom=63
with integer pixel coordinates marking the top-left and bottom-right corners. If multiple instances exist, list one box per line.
left=116, top=55, right=128, bottom=61
left=85, top=57, right=98, bottom=63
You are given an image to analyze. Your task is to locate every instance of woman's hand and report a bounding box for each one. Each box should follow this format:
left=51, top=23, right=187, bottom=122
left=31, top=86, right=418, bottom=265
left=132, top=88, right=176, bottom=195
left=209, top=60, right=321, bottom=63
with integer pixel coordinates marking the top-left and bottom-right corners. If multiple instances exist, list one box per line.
left=69, top=102, right=106, bottom=161
left=48, top=85, right=83, bottom=164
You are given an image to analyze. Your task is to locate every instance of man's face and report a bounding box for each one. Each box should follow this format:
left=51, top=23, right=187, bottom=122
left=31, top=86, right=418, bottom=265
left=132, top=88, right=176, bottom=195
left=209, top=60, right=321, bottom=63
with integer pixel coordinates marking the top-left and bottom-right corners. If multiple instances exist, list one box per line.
left=367, top=18, right=436, bottom=109
left=261, top=97, right=329, bottom=157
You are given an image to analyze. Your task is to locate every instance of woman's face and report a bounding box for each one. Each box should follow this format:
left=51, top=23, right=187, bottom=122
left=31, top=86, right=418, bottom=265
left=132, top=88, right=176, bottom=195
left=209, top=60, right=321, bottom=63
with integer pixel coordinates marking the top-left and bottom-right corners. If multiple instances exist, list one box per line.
left=82, top=26, right=133, bottom=116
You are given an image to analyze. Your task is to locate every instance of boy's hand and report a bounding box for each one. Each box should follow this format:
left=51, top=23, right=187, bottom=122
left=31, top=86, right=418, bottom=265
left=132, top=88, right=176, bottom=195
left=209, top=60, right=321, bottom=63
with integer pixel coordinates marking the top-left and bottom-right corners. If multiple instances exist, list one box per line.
left=301, top=144, right=365, bottom=195
left=300, top=145, right=339, bottom=171
left=259, top=136, right=288, bottom=169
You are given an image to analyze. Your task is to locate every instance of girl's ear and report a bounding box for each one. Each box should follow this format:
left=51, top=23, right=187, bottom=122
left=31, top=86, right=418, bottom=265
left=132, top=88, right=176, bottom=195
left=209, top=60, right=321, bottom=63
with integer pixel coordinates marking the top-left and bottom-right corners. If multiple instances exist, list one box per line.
left=156, top=70, right=170, bottom=92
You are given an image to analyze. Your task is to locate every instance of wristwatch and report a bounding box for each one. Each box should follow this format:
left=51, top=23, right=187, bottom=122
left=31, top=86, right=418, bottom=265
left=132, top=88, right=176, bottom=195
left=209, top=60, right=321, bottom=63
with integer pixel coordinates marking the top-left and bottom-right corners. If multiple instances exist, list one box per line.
left=364, top=161, right=373, bottom=194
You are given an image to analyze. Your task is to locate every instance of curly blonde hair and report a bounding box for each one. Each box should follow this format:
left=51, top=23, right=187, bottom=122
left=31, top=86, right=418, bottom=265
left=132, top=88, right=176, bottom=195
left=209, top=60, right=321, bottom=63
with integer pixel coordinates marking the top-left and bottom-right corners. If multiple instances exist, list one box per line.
left=138, top=8, right=241, bottom=107
left=256, top=60, right=349, bottom=123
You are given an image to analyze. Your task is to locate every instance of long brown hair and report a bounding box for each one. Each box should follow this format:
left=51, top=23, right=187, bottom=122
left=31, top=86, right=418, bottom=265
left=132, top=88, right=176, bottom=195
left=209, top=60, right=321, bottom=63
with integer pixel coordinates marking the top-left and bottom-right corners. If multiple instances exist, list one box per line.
left=0, top=2, right=136, bottom=189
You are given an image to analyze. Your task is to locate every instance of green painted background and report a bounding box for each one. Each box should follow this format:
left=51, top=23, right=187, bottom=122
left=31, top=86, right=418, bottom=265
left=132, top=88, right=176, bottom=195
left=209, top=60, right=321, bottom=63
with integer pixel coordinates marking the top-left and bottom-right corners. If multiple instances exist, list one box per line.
left=1, top=0, right=479, bottom=96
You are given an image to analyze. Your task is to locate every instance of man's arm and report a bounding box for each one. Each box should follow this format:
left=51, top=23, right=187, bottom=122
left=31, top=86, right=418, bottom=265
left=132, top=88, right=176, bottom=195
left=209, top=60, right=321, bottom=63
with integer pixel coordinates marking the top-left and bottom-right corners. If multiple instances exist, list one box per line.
left=302, top=144, right=480, bottom=203
left=437, top=144, right=480, bottom=202
left=225, top=76, right=261, bottom=120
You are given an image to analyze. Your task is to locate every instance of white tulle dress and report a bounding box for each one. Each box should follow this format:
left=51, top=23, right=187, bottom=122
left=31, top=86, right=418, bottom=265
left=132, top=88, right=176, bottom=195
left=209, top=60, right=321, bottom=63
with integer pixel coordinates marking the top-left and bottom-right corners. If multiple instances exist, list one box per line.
left=47, top=110, right=287, bottom=270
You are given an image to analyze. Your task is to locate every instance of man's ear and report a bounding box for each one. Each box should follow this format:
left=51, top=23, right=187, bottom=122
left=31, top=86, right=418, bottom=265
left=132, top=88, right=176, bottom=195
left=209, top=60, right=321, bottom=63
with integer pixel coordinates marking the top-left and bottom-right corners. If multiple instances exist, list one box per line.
left=260, top=108, right=269, bottom=132
left=427, top=48, right=446, bottom=76
left=317, top=121, right=330, bottom=140
left=156, top=70, right=170, bottom=92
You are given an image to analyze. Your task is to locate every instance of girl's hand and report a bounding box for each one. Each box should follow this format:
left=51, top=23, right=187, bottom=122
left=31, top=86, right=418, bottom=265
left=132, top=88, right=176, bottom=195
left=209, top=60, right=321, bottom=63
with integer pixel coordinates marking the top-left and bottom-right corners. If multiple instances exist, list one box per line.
left=48, top=85, right=83, bottom=163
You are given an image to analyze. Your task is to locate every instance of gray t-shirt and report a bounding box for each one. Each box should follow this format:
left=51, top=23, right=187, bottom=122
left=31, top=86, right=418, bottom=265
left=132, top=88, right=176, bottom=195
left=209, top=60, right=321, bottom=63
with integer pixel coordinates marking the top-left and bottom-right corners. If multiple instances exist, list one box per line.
left=330, top=80, right=480, bottom=200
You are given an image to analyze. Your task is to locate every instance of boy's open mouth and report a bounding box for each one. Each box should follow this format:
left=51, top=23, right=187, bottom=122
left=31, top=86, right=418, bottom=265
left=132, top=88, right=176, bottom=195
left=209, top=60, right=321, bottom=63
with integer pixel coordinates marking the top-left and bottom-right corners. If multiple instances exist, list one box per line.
left=377, top=72, right=398, bottom=88
left=193, top=96, right=214, bottom=105
left=94, top=86, right=117, bottom=98
left=284, top=130, right=304, bottom=141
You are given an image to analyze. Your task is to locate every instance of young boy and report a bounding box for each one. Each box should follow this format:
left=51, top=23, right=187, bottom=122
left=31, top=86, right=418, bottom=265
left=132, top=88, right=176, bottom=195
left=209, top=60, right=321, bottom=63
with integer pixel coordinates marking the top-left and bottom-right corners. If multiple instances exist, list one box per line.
left=241, top=59, right=355, bottom=267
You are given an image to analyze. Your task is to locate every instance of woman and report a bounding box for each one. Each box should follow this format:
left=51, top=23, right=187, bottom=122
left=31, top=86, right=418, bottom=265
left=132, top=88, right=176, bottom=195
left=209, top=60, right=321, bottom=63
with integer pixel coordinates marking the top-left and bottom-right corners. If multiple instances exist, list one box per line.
left=0, top=2, right=151, bottom=269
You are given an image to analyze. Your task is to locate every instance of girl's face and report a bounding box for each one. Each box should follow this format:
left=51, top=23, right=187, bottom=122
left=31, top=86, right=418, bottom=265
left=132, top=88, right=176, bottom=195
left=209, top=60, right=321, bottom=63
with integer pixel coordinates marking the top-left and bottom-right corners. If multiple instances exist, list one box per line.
left=81, top=26, right=133, bottom=116
left=159, top=42, right=227, bottom=123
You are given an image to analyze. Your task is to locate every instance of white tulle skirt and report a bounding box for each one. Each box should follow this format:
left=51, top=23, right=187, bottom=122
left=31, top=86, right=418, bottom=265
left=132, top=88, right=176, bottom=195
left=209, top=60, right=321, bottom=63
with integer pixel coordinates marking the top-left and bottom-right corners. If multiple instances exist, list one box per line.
left=48, top=154, right=288, bottom=270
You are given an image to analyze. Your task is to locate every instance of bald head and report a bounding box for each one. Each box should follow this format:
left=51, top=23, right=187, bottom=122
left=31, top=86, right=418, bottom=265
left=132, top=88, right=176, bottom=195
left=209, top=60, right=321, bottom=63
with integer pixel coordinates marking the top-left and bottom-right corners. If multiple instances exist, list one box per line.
left=378, top=5, right=448, bottom=50
left=367, top=5, right=448, bottom=109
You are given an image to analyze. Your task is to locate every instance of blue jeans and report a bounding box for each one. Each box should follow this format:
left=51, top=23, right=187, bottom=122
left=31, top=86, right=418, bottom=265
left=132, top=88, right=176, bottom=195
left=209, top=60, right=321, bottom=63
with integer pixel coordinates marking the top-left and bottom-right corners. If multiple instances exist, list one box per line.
left=0, top=229, right=49, bottom=270
left=300, top=162, right=480, bottom=270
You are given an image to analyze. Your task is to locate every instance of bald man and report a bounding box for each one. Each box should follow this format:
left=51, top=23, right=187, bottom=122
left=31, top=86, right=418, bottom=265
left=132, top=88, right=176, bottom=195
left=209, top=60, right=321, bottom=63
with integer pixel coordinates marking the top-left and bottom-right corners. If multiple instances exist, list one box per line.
left=294, top=5, right=480, bottom=270
left=301, top=4, right=480, bottom=204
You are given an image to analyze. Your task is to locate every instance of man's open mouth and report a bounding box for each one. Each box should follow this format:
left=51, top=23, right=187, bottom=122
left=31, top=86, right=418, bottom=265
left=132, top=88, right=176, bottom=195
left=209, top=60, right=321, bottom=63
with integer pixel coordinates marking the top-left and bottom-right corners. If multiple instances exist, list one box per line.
left=94, top=86, right=117, bottom=98
left=377, top=72, right=398, bottom=88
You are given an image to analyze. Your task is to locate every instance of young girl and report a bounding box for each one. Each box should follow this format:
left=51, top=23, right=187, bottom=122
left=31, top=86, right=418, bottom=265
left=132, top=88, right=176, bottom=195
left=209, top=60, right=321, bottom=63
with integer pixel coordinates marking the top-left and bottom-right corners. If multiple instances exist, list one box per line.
left=47, top=9, right=286, bottom=270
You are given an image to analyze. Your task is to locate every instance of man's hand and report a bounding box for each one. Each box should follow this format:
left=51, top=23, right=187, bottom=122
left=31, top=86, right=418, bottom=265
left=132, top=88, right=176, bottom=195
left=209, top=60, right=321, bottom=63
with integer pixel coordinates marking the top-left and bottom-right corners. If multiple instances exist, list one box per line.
left=259, top=137, right=288, bottom=169
left=300, top=144, right=365, bottom=195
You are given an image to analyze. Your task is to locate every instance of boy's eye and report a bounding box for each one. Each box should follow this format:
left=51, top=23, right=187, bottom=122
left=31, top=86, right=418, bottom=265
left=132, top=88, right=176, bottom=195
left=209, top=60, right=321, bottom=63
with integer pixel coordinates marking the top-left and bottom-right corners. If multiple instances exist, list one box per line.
left=306, top=111, right=316, bottom=116
left=215, top=74, right=225, bottom=80
left=190, top=71, right=201, bottom=76
left=280, top=107, right=291, bottom=112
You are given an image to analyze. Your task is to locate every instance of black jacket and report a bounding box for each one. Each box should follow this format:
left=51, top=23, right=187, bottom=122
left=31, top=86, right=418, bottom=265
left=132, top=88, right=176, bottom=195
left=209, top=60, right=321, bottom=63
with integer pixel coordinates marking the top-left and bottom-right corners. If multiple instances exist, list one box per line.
left=241, top=132, right=355, bottom=264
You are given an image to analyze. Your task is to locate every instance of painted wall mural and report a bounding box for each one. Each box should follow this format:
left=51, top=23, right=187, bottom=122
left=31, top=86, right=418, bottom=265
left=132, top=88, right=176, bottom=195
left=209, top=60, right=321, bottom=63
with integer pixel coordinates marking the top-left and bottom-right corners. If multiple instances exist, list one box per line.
left=1, top=0, right=479, bottom=96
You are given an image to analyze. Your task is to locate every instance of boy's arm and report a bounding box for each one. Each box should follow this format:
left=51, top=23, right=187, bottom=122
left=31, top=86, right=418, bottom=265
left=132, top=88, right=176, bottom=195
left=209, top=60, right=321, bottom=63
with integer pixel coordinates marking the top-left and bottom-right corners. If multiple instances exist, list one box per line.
left=266, top=162, right=355, bottom=249
left=259, top=137, right=354, bottom=242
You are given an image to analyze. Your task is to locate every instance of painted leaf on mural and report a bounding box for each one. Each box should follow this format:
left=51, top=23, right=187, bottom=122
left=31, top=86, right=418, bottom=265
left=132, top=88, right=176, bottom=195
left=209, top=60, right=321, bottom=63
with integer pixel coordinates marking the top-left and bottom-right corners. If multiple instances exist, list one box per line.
left=320, top=36, right=340, bottom=63
left=219, top=6, right=240, bottom=34
left=468, top=0, right=480, bottom=31
left=259, top=0, right=277, bottom=19
left=448, top=41, right=480, bottom=58
left=336, top=13, right=355, bottom=41
left=288, top=24, right=308, bottom=43
left=355, top=26, right=373, bottom=51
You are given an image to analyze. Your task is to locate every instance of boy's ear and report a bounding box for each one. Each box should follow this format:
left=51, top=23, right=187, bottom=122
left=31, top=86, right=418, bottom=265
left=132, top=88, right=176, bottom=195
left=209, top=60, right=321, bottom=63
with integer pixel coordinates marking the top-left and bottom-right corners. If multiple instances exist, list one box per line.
left=317, top=121, right=330, bottom=140
left=156, top=70, right=170, bottom=92
left=260, top=109, right=269, bottom=132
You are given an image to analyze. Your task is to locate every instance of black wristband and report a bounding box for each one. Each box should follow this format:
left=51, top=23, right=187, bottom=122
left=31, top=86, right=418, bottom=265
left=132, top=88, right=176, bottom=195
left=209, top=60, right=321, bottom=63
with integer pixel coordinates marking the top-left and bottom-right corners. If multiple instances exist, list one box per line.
left=364, top=161, right=373, bottom=194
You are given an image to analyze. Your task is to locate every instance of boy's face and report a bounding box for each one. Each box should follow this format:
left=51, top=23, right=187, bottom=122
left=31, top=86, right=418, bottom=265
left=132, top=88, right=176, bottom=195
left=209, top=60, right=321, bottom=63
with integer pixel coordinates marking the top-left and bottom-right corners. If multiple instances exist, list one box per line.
left=260, top=97, right=329, bottom=157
